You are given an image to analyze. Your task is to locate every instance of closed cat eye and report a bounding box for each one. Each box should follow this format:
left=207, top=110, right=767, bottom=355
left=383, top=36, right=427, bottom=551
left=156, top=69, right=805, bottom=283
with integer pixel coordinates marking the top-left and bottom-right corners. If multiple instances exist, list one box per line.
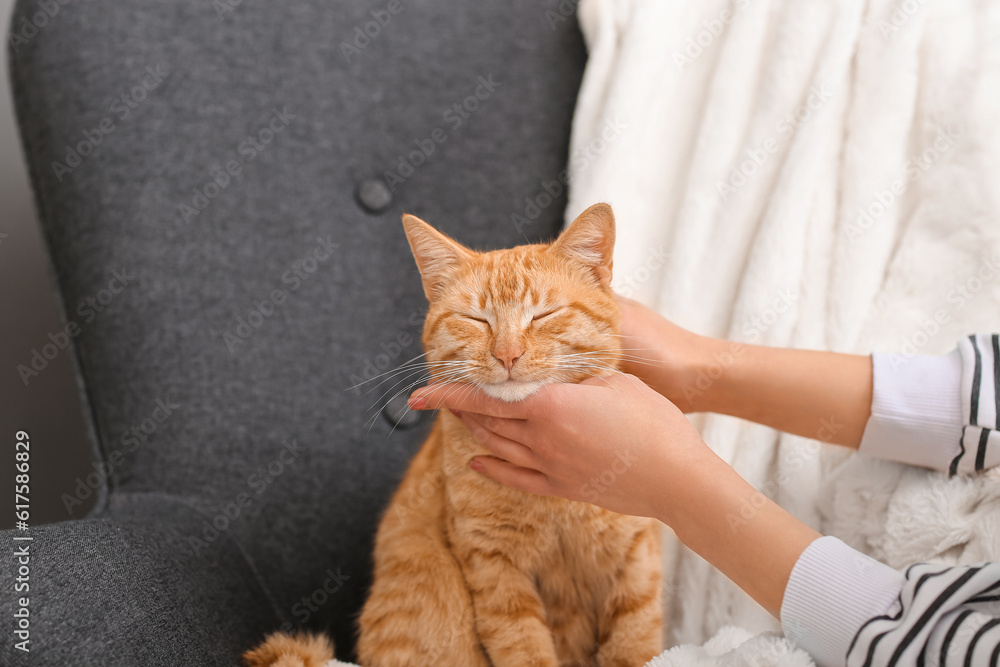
left=462, top=314, right=489, bottom=324
left=532, top=309, right=560, bottom=321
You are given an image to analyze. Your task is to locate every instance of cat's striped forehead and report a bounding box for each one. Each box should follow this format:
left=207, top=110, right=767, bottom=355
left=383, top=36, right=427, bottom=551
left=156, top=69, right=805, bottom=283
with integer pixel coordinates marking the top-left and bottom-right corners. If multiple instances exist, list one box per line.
left=473, top=250, right=541, bottom=305
left=454, top=246, right=568, bottom=312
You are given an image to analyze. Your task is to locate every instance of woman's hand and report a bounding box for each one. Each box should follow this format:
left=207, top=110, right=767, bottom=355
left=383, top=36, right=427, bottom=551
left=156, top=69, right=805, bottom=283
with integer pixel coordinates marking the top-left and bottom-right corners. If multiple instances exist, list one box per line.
left=408, top=373, right=717, bottom=521
left=614, top=294, right=719, bottom=412
left=408, top=373, right=820, bottom=617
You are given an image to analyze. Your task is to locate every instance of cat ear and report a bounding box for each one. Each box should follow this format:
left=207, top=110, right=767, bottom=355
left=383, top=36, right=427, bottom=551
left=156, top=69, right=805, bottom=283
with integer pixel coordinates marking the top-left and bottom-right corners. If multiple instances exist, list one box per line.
left=551, top=203, right=616, bottom=286
left=401, top=214, right=473, bottom=299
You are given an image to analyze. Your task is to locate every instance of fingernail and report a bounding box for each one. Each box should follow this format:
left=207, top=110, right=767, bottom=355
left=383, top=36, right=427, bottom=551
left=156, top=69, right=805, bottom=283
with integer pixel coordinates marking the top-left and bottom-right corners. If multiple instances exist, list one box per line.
left=408, top=396, right=427, bottom=409
left=469, top=458, right=484, bottom=472
left=449, top=409, right=462, bottom=418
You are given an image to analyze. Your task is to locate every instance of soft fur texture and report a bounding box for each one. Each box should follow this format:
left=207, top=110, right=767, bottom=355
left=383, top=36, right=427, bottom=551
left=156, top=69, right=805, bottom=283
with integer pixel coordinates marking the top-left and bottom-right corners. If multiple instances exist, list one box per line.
left=647, top=626, right=814, bottom=667
left=246, top=204, right=663, bottom=667
left=243, top=632, right=335, bottom=667
left=821, top=459, right=1000, bottom=570
left=566, top=0, right=1000, bottom=657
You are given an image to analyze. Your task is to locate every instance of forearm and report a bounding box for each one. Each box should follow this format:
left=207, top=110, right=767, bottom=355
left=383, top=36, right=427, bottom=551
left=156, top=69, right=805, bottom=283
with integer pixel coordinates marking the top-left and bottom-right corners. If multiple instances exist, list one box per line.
left=689, top=341, right=873, bottom=449
left=659, top=449, right=820, bottom=617
left=615, top=296, right=872, bottom=447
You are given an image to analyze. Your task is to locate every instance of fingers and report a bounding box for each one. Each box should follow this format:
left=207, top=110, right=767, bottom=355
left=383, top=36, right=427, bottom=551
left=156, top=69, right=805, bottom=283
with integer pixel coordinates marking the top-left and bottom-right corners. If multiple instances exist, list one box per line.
left=408, top=384, right=531, bottom=419
left=578, top=372, right=636, bottom=389
left=580, top=371, right=654, bottom=392
left=470, top=456, right=551, bottom=497
left=577, top=373, right=618, bottom=387
left=461, top=410, right=531, bottom=446
left=459, top=413, right=537, bottom=469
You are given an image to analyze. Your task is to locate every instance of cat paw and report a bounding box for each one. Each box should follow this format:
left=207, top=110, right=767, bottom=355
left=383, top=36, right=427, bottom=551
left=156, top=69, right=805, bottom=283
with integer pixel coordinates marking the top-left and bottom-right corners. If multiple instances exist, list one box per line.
left=242, top=631, right=334, bottom=667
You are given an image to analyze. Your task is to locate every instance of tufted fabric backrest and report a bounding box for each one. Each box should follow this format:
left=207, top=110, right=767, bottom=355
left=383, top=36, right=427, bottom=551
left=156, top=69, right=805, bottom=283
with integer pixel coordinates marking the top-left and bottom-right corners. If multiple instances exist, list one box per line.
left=10, top=0, right=586, bottom=655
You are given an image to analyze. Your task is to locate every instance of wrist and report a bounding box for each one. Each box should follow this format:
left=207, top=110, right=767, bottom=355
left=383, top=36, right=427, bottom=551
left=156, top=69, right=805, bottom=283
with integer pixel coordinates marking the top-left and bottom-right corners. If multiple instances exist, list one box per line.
left=676, top=335, right=736, bottom=413
left=659, top=451, right=821, bottom=616
left=652, top=443, right=733, bottom=529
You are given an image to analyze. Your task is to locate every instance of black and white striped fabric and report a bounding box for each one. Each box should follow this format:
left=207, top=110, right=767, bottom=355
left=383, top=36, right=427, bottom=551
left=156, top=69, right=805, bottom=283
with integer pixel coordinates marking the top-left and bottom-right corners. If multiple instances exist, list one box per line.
left=844, top=334, right=1000, bottom=665
left=951, top=334, right=1000, bottom=475
left=784, top=335, right=1000, bottom=666
left=846, top=562, right=1000, bottom=666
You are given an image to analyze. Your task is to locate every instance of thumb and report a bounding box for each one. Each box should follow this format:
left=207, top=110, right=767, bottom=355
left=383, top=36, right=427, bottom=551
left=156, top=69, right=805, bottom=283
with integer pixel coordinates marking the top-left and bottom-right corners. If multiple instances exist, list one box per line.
left=579, top=372, right=638, bottom=389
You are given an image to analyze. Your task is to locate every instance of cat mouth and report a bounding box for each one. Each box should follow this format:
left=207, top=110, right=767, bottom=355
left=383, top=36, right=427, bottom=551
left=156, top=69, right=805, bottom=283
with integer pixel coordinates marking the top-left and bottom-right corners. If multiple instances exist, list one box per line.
left=480, top=379, right=545, bottom=403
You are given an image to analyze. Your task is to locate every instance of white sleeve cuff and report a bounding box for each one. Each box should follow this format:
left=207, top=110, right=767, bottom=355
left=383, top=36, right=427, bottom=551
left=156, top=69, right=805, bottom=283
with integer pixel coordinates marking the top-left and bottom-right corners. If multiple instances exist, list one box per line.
left=857, top=350, right=964, bottom=471
left=781, top=536, right=904, bottom=667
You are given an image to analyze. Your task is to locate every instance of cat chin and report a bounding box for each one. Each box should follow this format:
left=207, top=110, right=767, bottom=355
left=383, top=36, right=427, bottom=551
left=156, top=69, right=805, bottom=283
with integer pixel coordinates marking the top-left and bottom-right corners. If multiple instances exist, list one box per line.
left=480, top=381, right=545, bottom=403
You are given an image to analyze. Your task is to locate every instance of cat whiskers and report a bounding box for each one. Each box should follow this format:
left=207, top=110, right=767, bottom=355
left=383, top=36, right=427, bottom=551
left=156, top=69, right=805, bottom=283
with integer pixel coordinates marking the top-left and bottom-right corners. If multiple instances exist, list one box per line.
left=362, top=362, right=483, bottom=435
left=365, top=364, right=475, bottom=417
left=357, top=347, right=656, bottom=436
left=346, top=353, right=469, bottom=395
left=544, top=352, right=647, bottom=394
left=361, top=362, right=471, bottom=413
left=383, top=368, right=482, bottom=439
left=382, top=368, right=494, bottom=440
left=560, top=347, right=663, bottom=368
left=350, top=356, right=474, bottom=419
left=434, top=378, right=488, bottom=419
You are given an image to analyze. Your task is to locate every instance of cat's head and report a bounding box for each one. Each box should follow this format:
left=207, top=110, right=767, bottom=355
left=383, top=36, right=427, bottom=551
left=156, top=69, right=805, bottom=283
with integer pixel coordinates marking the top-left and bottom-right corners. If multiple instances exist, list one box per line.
left=402, top=203, right=621, bottom=403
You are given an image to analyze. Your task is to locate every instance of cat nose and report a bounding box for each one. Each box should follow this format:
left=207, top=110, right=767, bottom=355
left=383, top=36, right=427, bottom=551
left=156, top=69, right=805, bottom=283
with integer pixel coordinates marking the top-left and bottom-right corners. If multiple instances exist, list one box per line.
left=493, top=345, right=523, bottom=373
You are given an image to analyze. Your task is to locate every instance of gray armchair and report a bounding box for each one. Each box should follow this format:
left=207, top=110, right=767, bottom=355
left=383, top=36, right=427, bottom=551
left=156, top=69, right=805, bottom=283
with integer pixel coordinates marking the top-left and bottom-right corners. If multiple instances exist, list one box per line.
left=2, top=1, right=585, bottom=663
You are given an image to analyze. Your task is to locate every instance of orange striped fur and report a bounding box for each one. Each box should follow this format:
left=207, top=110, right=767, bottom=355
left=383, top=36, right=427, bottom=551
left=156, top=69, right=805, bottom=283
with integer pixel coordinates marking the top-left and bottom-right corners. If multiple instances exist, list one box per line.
left=245, top=204, right=662, bottom=667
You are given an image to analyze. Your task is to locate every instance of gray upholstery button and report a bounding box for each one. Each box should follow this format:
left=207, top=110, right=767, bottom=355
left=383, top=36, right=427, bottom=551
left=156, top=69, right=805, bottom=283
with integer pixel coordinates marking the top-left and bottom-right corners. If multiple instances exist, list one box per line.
left=355, top=179, right=393, bottom=214
left=382, top=393, right=422, bottom=429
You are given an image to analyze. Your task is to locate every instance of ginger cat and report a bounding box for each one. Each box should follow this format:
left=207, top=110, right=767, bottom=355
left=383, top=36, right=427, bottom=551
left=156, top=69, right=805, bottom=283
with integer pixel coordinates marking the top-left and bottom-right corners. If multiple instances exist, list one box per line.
left=245, top=203, right=662, bottom=667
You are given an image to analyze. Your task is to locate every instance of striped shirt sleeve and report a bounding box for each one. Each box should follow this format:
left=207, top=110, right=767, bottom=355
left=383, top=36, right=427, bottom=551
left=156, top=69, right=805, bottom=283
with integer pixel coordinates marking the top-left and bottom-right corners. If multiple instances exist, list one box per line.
left=859, top=333, right=1000, bottom=474
left=781, top=538, right=1000, bottom=666
left=845, top=561, right=1000, bottom=666
left=781, top=336, right=1000, bottom=665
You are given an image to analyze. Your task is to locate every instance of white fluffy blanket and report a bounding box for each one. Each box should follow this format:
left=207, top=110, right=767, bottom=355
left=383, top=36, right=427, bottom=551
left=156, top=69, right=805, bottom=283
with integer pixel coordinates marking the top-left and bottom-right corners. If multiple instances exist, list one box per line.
left=647, top=626, right=812, bottom=667
left=563, top=0, right=1000, bottom=662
